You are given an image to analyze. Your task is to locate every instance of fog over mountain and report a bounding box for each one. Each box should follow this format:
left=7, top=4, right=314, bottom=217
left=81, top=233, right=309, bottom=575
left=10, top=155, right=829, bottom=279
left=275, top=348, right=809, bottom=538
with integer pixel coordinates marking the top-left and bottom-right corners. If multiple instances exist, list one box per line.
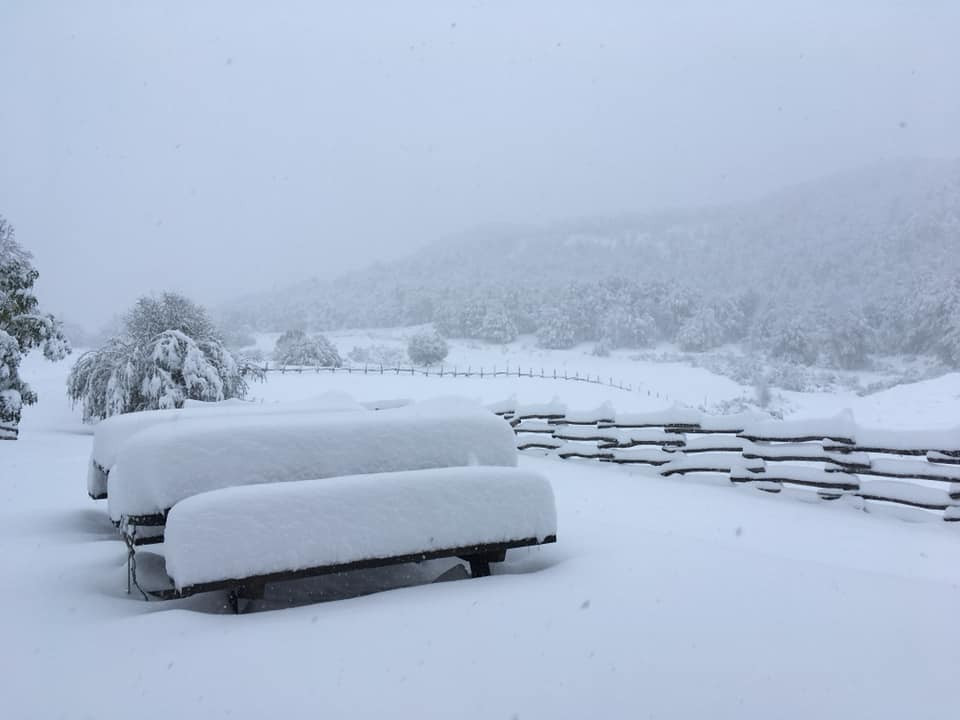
left=4, top=2, right=960, bottom=328
left=221, top=159, right=960, bottom=368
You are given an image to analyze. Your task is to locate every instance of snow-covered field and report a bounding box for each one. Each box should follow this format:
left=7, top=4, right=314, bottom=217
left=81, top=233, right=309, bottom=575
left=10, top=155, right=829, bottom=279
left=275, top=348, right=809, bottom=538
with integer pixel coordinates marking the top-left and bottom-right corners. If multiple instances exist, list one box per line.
left=3, top=349, right=960, bottom=719
left=255, top=329, right=960, bottom=429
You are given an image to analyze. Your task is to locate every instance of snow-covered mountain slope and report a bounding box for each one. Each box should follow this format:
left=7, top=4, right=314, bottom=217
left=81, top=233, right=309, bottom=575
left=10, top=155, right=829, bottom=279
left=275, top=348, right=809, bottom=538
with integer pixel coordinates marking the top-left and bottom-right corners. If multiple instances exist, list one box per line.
left=222, top=158, right=960, bottom=331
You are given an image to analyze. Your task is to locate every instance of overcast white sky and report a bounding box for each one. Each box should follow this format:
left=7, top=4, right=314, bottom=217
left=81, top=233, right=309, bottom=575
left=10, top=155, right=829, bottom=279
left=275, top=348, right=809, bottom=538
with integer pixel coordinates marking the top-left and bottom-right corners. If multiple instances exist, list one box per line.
left=2, top=1, right=959, bottom=328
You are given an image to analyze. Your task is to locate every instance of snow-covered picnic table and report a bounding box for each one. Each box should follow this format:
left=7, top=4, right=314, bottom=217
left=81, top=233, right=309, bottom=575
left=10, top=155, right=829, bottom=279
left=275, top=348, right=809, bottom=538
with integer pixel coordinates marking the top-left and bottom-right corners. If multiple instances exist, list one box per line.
left=91, top=397, right=557, bottom=608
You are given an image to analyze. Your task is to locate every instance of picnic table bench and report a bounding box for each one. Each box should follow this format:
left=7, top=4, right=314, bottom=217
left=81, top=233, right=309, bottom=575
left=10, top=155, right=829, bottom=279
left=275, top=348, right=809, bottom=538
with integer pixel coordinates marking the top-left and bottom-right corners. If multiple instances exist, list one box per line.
left=132, top=466, right=557, bottom=611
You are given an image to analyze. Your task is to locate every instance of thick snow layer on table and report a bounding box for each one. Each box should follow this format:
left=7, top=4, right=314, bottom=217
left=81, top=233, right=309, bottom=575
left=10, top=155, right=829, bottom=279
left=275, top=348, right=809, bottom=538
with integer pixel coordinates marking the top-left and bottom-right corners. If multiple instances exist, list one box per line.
left=740, top=409, right=857, bottom=441
left=91, top=391, right=368, bottom=472
left=164, top=466, right=556, bottom=589
left=86, top=459, right=108, bottom=498
left=108, top=398, right=517, bottom=520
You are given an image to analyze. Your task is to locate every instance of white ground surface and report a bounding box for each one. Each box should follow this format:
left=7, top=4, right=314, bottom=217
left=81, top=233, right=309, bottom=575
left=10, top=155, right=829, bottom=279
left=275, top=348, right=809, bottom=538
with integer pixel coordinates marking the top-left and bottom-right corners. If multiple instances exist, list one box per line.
left=3, top=349, right=960, bottom=719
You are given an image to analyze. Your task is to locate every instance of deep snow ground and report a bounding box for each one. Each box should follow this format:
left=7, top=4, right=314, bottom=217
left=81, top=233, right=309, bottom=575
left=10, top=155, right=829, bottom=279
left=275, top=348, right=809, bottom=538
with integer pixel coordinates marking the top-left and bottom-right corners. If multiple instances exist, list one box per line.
left=2, top=353, right=960, bottom=719
left=255, top=328, right=960, bottom=428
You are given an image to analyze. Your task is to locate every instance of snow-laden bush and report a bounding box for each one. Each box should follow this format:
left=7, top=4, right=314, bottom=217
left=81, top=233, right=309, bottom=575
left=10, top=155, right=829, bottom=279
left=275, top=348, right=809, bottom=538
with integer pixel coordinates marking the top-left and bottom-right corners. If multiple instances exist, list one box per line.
left=407, top=330, right=448, bottom=365
left=348, top=344, right=406, bottom=367
left=273, top=329, right=342, bottom=367
left=67, top=293, right=259, bottom=423
left=0, top=216, right=70, bottom=438
left=823, top=312, right=872, bottom=369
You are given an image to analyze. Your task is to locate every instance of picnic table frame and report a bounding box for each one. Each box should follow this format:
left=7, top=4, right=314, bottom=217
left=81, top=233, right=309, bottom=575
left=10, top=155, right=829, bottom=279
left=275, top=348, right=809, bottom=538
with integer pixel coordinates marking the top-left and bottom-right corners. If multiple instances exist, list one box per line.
left=138, top=535, right=557, bottom=613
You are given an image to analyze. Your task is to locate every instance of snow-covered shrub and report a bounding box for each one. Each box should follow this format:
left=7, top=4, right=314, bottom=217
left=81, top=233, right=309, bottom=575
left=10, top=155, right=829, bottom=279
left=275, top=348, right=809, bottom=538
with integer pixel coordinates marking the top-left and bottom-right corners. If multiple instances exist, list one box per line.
left=347, top=344, right=406, bottom=366
left=273, top=329, right=342, bottom=366
left=592, top=340, right=611, bottom=357
left=823, top=312, right=872, bottom=369
left=407, top=330, right=448, bottom=365
left=67, top=293, right=258, bottom=423
left=764, top=362, right=812, bottom=392
left=0, top=216, right=70, bottom=437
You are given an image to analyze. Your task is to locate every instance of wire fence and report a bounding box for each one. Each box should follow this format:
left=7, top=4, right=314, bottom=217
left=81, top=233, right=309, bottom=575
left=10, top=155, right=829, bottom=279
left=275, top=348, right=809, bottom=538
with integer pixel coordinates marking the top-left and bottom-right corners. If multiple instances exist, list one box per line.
left=256, top=362, right=677, bottom=398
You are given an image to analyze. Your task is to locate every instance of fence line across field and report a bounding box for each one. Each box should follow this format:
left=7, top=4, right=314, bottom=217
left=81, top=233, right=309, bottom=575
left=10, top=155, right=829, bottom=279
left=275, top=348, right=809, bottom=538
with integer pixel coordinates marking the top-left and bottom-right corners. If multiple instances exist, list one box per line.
left=260, top=362, right=674, bottom=397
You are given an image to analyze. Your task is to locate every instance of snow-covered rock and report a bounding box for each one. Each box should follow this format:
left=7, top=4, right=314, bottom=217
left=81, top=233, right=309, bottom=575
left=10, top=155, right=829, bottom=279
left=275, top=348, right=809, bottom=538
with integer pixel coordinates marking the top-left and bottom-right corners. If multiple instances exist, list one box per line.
left=108, top=398, right=517, bottom=521
left=163, top=466, right=557, bottom=589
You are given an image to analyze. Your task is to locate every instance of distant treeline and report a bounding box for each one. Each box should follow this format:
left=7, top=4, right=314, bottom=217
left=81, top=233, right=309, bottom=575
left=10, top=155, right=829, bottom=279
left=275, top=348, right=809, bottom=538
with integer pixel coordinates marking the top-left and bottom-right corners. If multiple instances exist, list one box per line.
left=219, top=159, right=960, bottom=371
left=221, top=274, right=960, bottom=371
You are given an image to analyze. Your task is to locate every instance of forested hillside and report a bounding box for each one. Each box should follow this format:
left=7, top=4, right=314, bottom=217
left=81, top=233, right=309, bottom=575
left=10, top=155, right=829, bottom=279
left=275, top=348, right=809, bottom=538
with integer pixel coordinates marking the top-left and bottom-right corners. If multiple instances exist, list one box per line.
left=221, top=159, right=960, bottom=369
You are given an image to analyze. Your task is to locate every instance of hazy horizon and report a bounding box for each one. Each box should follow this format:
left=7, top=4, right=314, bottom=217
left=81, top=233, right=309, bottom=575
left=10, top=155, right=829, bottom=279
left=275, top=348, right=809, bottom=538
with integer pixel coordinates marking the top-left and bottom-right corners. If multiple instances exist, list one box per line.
left=3, top=1, right=960, bottom=328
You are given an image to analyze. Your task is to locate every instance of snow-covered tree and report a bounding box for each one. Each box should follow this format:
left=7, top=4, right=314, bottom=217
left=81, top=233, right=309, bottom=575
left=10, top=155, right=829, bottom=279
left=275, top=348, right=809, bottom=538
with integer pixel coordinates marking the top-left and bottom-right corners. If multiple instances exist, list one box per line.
left=0, top=216, right=70, bottom=439
left=66, top=293, right=259, bottom=423
left=599, top=307, right=656, bottom=349
left=273, top=329, right=342, bottom=366
left=676, top=307, right=726, bottom=351
left=479, top=304, right=518, bottom=344
left=823, top=311, right=872, bottom=369
left=536, top=307, right=578, bottom=349
left=762, top=315, right=819, bottom=365
left=407, top=329, right=448, bottom=365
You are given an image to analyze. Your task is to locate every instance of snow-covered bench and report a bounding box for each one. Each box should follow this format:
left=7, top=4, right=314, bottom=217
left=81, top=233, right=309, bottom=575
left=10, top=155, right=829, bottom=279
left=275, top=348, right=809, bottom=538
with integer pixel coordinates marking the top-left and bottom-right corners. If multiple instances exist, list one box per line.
left=109, top=399, right=518, bottom=540
left=145, top=466, right=557, bottom=609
